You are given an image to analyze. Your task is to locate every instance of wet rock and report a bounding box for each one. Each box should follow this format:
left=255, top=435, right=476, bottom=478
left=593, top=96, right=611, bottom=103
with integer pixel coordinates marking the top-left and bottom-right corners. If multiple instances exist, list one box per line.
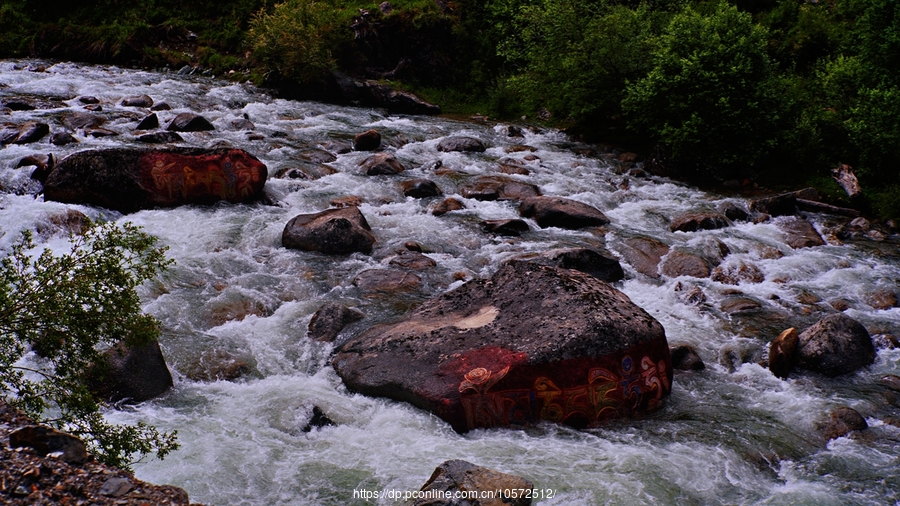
left=402, top=178, right=442, bottom=198
left=120, top=94, right=153, bottom=108
left=12, top=122, right=49, bottom=144
left=308, top=303, right=366, bottom=342
left=166, top=112, right=215, bottom=132
left=330, top=195, right=363, bottom=208
left=302, top=406, right=335, bottom=432
left=414, top=460, right=534, bottom=506
left=768, top=328, right=799, bottom=379
left=711, top=261, right=764, bottom=285
left=333, top=261, right=672, bottom=431
left=829, top=299, right=852, bottom=311
left=460, top=175, right=540, bottom=202
left=353, top=268, right=423, bottom=293
left=432, top=197, right=466, bottom=216
left=718, top=201, right=749, bottom=222
left=135, top=113, right=159, bottom=130
left=282, top=207, right=376, bottom=255
left=719, top=339, right=763, bottom=372
left=498, top=158, right=530, bottom=175
left=519, top=196, right=610, bottom=229
left=90, top=340, right=174, bottom=404
left=796, top=314, right=875, bottom=377
left=50, top=131, right=78, bottom=146
left=274, top=164, right=337, bottom=180
left=389, top=250, right=437, bottom=270
left=674, top=282, right=707, bottom=305
left=669, top=212, right=730, bottom=233
left=660, top=250, right=711, bottom=278
left=182, top=349, right=253, bottom=382
left=437, top=136, right=486, bottom=153
left=506, top=145, right=537, bottom=153
left=778, top=217, right=825, bottom=248
left=83, top=104, right=103, bottom=111
left=63, top=112, right=104, bottom=130
left=481, top=219, right=530, bottom=236
left=818, top=406, right=867, bottom=441
left=360, top=152, right=405, bottom=175
left=35, top=209, right=91, bottom=237
left=136, top=131, right=183, bottom=144
left=298, top=149, right=337, bottom=164
left=874, top=334, right=900, bottom=349
left=353, top=129, right=381, bottom=151
left=43, top=148, right=267, bottom=213
left=670, top=344, right=705, bottom=371
left=151, top=101, right=172, bottom=111
left=2, top=98, right=36, bottom=110
left=86, top=127, right=119, bottom=138
left=78, top=96, right=100, bottom=104
left=231, top=117, right=255, bottom=130
left=720, top=295, right=762, bottom=314
left=750, top=192, right=797, bottom=217
left=865, top=288, right=898, bottom=310
left=9, top=426, right=89, bottom=464
left=619, top=236, right=670, bottom=279
left=514, top=247, right=624, bottom=283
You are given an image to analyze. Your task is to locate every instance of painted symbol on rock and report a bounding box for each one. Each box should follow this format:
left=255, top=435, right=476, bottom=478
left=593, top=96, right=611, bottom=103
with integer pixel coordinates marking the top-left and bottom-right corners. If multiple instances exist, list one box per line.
left=143, top=150, right=264, bottom=204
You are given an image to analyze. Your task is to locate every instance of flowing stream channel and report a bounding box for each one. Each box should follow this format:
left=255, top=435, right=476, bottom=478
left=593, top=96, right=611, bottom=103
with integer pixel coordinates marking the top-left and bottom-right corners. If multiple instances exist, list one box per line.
left=1, top=61, right=899, bottom=505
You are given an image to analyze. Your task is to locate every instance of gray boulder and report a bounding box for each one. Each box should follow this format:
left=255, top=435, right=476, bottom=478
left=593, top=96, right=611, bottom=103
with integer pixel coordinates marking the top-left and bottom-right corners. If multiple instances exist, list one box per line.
left=282, top=207, right=376, bottom=255
left=797, top=314, right=875, bottom=377
left=519, top=196, right=610, bottom=229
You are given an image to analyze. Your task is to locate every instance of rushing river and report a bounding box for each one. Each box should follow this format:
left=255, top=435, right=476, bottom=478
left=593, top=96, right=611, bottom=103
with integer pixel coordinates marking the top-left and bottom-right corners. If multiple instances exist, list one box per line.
left=1, top=60, right=899, bottom=505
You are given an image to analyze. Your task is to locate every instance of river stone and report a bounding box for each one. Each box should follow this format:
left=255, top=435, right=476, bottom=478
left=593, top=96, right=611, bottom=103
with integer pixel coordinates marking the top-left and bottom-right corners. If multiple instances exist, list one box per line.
left=796, top=314, right=875, bottom=377
left=9, top=426, right=89, bottom=464
left=670, top=344, right=705, bottom=371
left=182, top=349, right=253, bottom=382
left=619, top=236, right=670, bottom=279
left=50, top=131, right=78, bottom=146
left=309, top=303, right=366, bottom=342
left=12, top=122, right=49, bottom=144
left=360, top=152, right=405, bottom=175
left=402, top=178, right=442, bottom=198
left=718, top=201, right=749, bottom=222
left=513, top=247, right=624, bottom=283
left=302, top=406, right=335, bottom=432
left=167, top=112, right=215, bottom=132
left=333, top=261, right=672, bottom=432
left=282, top=207, right=376, bottom=255
left=437, top=136, right=486, bottom=153
left=711, top=261, right=764, bottom=285
left=414, top=460, right=534, bottom=506
left=519, top=196, right=610, bottom=229
left=818, top=406, right=868, bottom=441
left=389, top=250, right=437, bottom=270
left=432, top=197, right=466, bottom=216
left=63, top=111, right=104, bottom=130
left=121, top=94, right=153, bottom=108
left=660, top=250, right=711, bottom=278
left=43, top=147, right=267, bottom=213
left=669, top=212, right=730, bottom=233
left=136, top=131, right=183, bottom=144
left=90, top=340, right=174, bottom=404
left=481, top=219, right=530, bottom=236
left=460, top=175, right=541, bottom=202
left=353, top=269, right=423, bottom=293
left=768, top=327, right=799, bottom=379
left=778, top=217, right=825, bottom=248
left=135, top=113, right=159, bottom=130
left=353, top=129, right=381, bottom=151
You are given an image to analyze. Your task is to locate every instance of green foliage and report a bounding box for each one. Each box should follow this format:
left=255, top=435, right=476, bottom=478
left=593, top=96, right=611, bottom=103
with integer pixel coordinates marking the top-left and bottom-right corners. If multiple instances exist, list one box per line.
left=623, top=1, right=783, bottom=178
left=247, top=0, right=349, bottom=85
left=0, top=221, right=177, bottom=470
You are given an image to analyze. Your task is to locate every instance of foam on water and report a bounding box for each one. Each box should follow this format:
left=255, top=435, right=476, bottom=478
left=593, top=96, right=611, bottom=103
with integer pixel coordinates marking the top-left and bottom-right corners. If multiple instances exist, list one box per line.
left=2, top=60, right=899, bottom=505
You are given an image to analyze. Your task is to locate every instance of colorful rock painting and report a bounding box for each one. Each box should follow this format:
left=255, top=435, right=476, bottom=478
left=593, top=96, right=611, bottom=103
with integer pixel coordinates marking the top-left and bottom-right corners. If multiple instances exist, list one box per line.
left=140, top=149, right=266, bottom=205
left=458, top=350, right=671, bottom=431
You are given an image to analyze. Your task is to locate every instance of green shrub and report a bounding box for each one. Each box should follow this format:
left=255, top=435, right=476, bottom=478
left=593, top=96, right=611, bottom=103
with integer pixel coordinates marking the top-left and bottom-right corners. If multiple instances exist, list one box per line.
left=0, top=222, right=177, bottom=470
left=623, top=1, right=783, bottom=179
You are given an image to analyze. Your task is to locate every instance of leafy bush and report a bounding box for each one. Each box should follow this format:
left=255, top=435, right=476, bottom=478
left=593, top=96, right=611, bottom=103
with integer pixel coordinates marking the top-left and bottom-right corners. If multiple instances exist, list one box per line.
left=623, top=1, right=783, bottom=179
left=0, top=221, right=177, bottom=470
left=248, top=0, right=350, bottom=85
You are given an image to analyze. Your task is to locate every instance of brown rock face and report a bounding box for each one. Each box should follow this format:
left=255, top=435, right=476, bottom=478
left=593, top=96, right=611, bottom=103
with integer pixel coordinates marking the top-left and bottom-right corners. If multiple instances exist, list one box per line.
left=282, top=207, right=376, bottom=255
left=352, top=269, right=423, bottom=293
left=89, top=341, right=174, bottom=404
left=166, top=112, right=215, bottom=132
left=401, top=178, right=442, bottom=198
left=432, top=197, right=465, bottom=216
left=353, top=129, right=381, bottom=151
left=778, top=217, right=826, bottom=248
left=519, top=196, right=610, bottom=229
left=619, top=236, right=670, bottom=279
left=797, top=314, right=875, bottom=377
left=43, top=148, right=267, bottom=213
left=818, top=406, right=868, bottom=440
left=415, top=460, right=534, bottom=506
left=481, top=219, right=530, bottom=236
left=437, top=136, right=486, bottom=153
left=670, top=344, right=705, bottom=371
left=308, top=303, right=365, bottom=342
left=460, top=175, right=540, bottom=202
left=669, top=212, right=730, bottom=232
left=513, top=247, right=624, bottom=283
left=9, top=426, right=89, bottom=464
left=360, top=152, right=405, bottom=175
left=768, top=327, right=799, bottom=379
left=660, top=250, right=711, bottom=278
left=333, top=261, right=672, bottom=432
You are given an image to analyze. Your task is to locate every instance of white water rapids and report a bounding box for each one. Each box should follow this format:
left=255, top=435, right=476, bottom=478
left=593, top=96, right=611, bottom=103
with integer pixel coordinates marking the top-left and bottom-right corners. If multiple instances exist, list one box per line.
left=1, top=61, right=899, bottom=505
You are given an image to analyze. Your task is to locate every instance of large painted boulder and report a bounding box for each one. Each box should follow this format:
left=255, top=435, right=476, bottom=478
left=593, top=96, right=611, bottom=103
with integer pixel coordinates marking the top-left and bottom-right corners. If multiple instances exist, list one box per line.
left=333, top=261, right=672, bottom=432
left=43, top=148, right=267, bottom=213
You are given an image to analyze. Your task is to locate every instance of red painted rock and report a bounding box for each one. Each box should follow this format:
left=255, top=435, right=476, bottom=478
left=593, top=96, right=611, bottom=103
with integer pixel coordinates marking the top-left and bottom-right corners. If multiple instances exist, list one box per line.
left=333, top=261, right=671, bottom=432
left=42, top=148, right=267, bottom=213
